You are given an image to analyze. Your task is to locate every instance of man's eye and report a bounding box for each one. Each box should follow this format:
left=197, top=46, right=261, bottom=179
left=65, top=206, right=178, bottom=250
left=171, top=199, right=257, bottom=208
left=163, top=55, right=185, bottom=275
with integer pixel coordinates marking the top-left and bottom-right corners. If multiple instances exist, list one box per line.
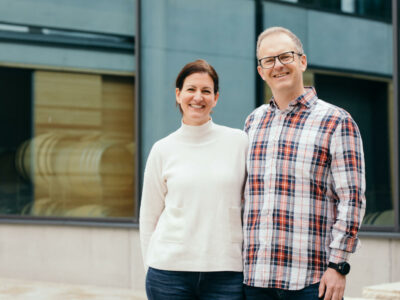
left=280, top=55, right=291, bottom=61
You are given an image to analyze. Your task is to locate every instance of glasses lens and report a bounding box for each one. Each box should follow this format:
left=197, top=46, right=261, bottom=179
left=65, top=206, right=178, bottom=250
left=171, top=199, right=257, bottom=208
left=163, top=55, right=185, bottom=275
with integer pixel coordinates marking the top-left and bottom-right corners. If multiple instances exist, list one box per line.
left=261, top=57, right=275, bottom=69
left=278, top=52, right=294, bottom=64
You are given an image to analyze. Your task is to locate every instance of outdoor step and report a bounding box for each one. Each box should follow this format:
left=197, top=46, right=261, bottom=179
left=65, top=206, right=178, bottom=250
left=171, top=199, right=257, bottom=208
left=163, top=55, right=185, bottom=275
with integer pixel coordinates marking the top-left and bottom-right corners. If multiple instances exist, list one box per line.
left=0, top=278, right=146, bottom=300
left=363, top=282, right=400, bottom=299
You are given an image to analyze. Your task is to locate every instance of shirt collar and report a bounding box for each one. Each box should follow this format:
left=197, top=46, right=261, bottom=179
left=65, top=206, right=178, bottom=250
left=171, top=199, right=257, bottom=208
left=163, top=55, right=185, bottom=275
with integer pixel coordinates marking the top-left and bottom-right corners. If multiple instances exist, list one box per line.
left=269, top=87, right=318, bottom=110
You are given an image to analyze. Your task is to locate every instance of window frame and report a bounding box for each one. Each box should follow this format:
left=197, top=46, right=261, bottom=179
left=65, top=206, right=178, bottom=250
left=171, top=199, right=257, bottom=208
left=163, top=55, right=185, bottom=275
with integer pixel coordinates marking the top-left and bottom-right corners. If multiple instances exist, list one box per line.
left=0, top=3, right=140, bottom=227
left=264, top=0, right=392, bottom=24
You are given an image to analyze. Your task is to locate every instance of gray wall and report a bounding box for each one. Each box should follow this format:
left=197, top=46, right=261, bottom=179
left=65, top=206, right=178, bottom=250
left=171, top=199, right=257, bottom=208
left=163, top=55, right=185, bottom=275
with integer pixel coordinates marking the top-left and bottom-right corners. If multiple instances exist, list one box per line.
left=262, top=2, right=392, bottom=76
left=140, top=0, right=393, bottom=168
left=0, top=0, right=135, bottom=72
left=140, top=0, right=257, bottom=166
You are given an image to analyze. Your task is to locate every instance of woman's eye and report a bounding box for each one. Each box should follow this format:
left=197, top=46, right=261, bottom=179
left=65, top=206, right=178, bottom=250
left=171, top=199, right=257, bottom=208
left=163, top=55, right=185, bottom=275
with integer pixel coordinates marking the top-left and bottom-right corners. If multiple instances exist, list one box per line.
left=203, top=90, right=211, bottom=94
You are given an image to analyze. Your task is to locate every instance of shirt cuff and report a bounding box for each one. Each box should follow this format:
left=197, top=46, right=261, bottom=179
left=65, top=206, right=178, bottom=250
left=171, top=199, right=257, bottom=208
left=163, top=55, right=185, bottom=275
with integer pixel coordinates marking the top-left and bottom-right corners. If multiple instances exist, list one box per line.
left=329, top=248, right=351, bottom=264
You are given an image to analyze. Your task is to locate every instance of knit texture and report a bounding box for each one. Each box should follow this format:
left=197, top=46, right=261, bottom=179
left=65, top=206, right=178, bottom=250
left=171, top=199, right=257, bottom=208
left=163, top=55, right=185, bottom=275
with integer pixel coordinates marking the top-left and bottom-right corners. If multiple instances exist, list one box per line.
left=140, top=120, right=248, bottom=272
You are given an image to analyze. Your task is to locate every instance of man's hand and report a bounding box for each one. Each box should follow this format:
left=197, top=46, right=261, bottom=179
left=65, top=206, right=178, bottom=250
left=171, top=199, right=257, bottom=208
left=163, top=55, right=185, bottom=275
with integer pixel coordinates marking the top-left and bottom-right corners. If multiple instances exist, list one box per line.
left=318, top=268, right=346, bottom=300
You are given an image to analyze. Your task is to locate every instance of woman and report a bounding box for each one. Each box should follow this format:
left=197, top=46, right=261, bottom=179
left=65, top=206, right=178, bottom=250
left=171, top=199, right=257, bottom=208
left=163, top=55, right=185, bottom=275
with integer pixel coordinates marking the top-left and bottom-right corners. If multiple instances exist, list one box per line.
left=140, top=59, right=247, bottom=299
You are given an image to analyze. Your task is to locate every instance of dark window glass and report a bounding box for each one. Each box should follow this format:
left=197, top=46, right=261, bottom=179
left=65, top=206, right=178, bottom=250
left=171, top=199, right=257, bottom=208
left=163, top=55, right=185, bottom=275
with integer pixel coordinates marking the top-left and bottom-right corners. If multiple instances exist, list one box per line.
left=0, top=68, right=33, bottom=215
left=280, top=0, right=391, bottom=22
left=0, top=67, right=136, bottom=219
left=315, top=74, right=394, bottom=227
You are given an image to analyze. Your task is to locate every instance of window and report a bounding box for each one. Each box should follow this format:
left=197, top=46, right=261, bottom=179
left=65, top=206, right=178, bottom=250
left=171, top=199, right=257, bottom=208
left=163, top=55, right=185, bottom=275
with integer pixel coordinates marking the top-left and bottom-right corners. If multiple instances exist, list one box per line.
left=314, top=72, right=394, bottom=227
left=277, top=0, right=391, bottom=22
left=0, top=67, right=136, bottom=219
left=263, top=69, right=394, bottom=227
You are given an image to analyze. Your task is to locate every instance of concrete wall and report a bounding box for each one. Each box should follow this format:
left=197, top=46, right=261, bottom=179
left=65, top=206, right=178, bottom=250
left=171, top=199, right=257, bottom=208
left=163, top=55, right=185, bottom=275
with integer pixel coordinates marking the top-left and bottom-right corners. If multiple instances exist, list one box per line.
left=262, top=2, right=392, bottom=76
left=140, top=0, right=256, bottom=168
left=0, top=224, right=146, bottom=292
left=1, top=225, right=398, bottom=297
left=346, top=237, right=400, bottom=297
left=0, top=0, right=135, bottom=35
left=0, top=42, right=135, bottom=73
left=0, top=0, right=135, bottom=72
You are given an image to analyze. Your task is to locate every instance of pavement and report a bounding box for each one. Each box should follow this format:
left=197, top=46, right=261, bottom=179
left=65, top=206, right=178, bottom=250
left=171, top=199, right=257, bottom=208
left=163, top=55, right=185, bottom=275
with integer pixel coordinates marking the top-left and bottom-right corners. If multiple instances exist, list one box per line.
left=1, top=277, right=399, bottom=300
left=0, top=278, right=147, bottom=300
left=363, top=281, right=400, bottom=299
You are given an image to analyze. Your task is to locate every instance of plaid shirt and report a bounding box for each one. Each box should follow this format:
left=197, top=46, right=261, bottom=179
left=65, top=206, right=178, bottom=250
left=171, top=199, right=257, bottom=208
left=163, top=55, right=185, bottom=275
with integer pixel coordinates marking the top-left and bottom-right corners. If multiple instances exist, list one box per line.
left=243, top=87, right=366, bottom=290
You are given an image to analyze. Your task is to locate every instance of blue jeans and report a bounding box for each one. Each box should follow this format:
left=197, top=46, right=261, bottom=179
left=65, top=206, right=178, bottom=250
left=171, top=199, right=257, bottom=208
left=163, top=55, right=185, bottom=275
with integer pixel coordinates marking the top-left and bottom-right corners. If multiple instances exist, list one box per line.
left=146, top=267, right=244, bottom=300
left=244, top=282, right=321, bottom=300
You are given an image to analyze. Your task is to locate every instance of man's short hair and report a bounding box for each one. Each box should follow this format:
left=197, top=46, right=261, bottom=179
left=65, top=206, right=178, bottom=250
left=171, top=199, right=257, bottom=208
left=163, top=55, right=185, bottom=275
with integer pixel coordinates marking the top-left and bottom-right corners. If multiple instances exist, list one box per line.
left=256, top=27, right=304, bottom=59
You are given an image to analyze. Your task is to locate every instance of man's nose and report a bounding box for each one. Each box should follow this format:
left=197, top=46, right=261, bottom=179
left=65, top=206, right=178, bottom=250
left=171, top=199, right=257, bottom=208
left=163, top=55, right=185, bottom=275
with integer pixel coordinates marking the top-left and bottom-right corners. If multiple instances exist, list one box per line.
left=274, top=57, right=284, bottom=68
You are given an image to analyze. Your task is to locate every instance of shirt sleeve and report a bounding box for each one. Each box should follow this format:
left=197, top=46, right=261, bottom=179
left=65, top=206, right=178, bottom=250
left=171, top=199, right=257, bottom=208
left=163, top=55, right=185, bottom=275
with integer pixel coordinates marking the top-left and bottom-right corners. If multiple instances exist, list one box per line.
left=244, top=113, right=255, bottom=133
left=328, top=116, right=366, bottom=263
left=139, top=143, right=167, bottom=271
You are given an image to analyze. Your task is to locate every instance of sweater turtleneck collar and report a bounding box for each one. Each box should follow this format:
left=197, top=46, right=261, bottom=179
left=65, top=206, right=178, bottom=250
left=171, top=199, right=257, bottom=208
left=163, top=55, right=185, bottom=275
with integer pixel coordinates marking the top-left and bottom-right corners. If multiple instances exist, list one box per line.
left=177, top=119, right=215, bottom=143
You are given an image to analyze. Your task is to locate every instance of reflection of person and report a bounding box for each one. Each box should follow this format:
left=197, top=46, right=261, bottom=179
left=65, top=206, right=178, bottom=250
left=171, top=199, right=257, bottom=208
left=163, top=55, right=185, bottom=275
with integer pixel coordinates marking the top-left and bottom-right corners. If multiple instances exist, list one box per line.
left=243, top=27, right=366, bottom=300
left=140, top=59, right=247, bottom=299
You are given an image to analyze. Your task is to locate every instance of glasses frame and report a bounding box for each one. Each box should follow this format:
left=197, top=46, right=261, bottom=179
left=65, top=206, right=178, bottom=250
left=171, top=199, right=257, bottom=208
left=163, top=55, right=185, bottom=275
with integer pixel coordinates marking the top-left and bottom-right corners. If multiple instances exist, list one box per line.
left=258, top=51, right=303, bottom=69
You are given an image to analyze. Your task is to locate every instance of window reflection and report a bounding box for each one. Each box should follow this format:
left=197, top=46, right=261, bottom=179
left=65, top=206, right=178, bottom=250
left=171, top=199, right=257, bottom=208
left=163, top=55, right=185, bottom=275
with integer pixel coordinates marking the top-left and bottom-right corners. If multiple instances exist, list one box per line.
left=313, top=73, right=394, bottom=227
left=0, top=68, right=136, bottom=219
left=16, top=132, right=135, bottom=217
left=278, top=0, right=391, bottom=21
left=263, top=69, right=394, bottom=226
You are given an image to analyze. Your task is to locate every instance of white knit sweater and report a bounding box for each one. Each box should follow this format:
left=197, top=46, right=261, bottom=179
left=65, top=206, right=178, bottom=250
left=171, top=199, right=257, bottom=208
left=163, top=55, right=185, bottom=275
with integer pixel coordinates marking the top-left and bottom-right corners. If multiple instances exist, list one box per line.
left=140, top=120, right=248, bottom=272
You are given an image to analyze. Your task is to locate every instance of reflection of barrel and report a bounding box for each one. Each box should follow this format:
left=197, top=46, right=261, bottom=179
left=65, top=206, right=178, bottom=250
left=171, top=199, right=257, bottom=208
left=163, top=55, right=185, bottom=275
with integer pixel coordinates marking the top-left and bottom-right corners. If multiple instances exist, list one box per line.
left=30, top=197, right=111, bottom=217
left=15, top=133, right=63, bottom=188
left=15, top=133, right=134, bottom=198
left=53, top=138, right=134, bottom=197
left=15, top=140, right=30, bottom=181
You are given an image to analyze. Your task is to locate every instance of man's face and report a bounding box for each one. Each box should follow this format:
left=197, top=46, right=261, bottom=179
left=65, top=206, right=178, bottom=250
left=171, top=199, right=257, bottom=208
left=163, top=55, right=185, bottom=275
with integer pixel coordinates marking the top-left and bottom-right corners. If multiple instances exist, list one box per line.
left=257, top=33, right=307, bottom=98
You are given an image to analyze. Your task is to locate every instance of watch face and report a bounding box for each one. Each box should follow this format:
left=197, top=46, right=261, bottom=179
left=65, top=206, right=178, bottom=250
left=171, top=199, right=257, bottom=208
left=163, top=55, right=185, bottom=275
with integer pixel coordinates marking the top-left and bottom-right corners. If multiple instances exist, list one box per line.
left=340, top=262, right=350, bottom=275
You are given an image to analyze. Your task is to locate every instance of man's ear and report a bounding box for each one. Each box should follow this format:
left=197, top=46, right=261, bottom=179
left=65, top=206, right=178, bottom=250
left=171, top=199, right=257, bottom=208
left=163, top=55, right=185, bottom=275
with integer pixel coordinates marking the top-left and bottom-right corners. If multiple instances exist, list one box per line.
left=257, top=65, right=266, bottom=81
left=300, top=54, right=307, bottom=72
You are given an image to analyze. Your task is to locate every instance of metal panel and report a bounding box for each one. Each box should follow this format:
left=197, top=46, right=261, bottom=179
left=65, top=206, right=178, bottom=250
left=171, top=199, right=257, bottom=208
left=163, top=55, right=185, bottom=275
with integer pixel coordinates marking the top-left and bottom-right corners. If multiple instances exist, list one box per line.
left=141, top=0, right=254, bottom=57
left=308, top=10, right=392, bottom=76
left=393, top=0, right=400, bottom=233
left=140, top=0, right=256, bottom=171
left=135, top=0, right=142, bottom=221
left=0, top=42, right=135, bottom=73
left=0, top=0, right=135, bottom=36
left=262, top=2, right=308, bottom=50
left=262, top=2, right=392, bottom=76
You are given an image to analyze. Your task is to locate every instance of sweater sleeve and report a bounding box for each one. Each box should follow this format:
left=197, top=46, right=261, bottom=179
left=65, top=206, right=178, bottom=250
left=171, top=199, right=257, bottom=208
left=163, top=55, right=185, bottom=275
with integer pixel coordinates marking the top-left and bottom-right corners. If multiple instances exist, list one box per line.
left=139, top=143, right=167, bottom=270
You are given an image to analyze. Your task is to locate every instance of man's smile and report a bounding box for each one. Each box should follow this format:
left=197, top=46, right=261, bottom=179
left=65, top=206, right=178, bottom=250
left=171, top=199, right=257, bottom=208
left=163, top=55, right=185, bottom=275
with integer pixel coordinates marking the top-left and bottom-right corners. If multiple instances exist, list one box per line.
left=272, top=72, right=289, bottom=78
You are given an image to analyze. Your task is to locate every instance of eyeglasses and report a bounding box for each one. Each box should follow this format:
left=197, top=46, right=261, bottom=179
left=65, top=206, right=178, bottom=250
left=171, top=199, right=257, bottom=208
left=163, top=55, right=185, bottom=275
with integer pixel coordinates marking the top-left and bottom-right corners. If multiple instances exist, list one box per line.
left=258, top=51, right=303, bottom=69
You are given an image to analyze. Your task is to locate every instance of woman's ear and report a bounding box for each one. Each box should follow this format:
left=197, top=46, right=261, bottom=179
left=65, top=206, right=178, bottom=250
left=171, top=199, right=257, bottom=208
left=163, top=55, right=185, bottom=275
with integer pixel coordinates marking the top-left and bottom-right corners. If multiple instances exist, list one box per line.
left=213, top=92, right=220, bottom=107
left=175, top=88, right=181, bottom=104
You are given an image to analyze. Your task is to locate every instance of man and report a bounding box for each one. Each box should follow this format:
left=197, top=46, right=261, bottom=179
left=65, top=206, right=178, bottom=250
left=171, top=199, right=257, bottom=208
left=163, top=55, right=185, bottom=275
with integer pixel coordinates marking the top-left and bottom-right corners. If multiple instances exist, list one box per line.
left=243, top=26, right=366, bottom=300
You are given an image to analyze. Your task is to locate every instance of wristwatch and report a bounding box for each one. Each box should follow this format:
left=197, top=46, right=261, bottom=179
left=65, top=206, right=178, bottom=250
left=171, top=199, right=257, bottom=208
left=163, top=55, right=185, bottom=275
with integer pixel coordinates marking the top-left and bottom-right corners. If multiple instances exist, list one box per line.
left=328, top=262, right=351, bottom=275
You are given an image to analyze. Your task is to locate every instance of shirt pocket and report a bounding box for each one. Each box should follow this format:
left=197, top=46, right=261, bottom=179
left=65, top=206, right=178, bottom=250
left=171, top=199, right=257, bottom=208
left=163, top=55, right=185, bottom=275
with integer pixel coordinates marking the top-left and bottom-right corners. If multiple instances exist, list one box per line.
left=229, top=207, right=243, bottom=243
left=157, top=206, right=184, bottom=243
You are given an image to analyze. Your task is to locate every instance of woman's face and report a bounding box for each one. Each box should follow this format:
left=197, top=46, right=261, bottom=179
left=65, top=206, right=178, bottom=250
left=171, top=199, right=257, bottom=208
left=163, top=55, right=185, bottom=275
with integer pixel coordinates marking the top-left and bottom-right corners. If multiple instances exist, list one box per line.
left=176, top=72, right=219, bottom=126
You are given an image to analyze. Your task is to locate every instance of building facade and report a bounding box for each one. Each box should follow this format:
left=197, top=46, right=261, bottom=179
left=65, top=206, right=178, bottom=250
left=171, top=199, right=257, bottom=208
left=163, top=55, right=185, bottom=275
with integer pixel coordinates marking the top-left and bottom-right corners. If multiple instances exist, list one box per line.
left=0, top=0, right=398, bottom=297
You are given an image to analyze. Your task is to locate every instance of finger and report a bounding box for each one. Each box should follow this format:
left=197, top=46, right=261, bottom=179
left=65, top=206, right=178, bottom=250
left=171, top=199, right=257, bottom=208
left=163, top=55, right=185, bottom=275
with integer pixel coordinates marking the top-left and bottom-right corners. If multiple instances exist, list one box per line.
left=324, top=286, right=333, bottom=300
left=331, top=289, right=341, bottom=300
left=319, top=281, right=326, bottom=298
left=338, top=287, right=345, bottom=300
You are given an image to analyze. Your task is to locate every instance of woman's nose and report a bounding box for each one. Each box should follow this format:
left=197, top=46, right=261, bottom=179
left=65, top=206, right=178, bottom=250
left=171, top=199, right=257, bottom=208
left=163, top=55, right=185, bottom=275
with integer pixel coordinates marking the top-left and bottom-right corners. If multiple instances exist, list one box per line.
left=193, top=91, right=202, bottom=101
